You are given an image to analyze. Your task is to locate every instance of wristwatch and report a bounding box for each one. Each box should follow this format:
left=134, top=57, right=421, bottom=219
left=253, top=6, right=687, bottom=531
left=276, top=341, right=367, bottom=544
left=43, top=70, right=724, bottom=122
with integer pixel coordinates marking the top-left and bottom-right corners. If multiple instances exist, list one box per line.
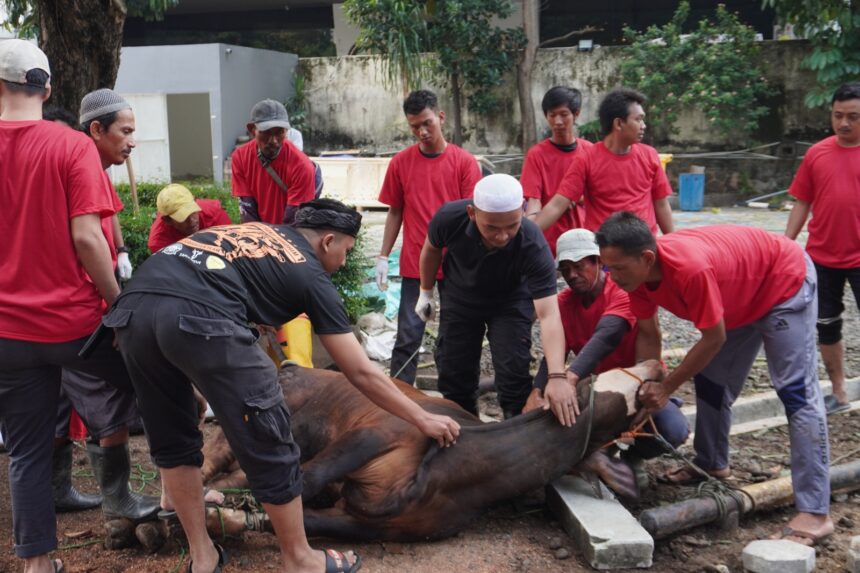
left=116, top=245, right=130, bottom=254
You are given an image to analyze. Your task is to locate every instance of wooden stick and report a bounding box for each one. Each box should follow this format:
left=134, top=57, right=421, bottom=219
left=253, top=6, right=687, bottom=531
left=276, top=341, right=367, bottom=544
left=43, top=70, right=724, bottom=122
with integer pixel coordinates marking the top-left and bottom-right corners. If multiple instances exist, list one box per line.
left=126, top=157, right=139, bottom=215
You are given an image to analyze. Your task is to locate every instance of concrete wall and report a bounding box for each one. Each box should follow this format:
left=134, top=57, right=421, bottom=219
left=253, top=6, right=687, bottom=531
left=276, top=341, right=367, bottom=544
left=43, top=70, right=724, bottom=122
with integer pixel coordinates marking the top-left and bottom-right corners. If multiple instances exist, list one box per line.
left=218, top=44, right=298, bottom=165
left=115, top=43, right=297, bottom=183
left=300, top=40, right=829, bottom=156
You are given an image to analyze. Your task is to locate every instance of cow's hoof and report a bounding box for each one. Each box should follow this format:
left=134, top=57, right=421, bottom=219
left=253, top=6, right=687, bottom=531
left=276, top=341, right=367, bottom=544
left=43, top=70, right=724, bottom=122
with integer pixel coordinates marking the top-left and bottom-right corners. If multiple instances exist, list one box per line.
left=104, top=518, right=137, bottom=550
left=135, top=521, right=167, bottom=553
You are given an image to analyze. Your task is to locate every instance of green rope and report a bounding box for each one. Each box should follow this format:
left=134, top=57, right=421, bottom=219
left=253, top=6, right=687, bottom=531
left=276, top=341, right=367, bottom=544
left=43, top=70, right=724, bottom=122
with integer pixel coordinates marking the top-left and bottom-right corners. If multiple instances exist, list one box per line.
left=650, top=431, right=755, bottom=520
left=129, top=463, right=159, bottom=494
left=58, top=539, right=100, bottom=550
left=169, top=543, right=187, bottom=573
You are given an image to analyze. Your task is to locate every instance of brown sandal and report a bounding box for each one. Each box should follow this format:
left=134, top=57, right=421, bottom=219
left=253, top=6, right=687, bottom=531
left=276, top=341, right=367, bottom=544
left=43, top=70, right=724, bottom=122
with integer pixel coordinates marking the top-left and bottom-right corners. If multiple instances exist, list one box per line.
left=769, top=526, right=833, bottom=547
left=658, top=465, right=731, bottom=485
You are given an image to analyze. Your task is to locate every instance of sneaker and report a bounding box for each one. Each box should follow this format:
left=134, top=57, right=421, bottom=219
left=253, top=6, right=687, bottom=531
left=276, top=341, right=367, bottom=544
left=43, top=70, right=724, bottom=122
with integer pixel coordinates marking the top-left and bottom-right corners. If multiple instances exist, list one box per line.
left=823, top=394, right=851, bottom=415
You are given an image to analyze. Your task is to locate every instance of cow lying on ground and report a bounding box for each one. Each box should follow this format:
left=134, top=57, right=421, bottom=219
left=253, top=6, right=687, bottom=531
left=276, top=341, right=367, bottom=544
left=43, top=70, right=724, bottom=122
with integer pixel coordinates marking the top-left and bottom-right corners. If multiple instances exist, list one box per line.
left=197, top=360, right=662, bottom=542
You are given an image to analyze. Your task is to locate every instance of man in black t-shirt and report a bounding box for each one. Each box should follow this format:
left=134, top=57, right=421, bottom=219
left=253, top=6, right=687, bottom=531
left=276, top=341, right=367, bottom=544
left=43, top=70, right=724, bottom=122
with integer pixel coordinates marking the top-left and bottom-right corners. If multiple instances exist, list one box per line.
left=417, top=174, right=578, bottom=424
left=109, top=199, right=460, bottom=573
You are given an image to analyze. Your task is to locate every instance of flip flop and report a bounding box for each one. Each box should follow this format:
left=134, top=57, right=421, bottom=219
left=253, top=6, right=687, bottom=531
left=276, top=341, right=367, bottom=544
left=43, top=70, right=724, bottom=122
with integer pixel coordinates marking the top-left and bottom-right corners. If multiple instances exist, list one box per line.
left=770, top=526, right=833, bottom=547
left=823, top=394, right=851, bottom=415
left=53, top=559, right=65, bottom=573
left=186, top=542, right=228, bottom=573
left=658, top=465, right=731, bottom=485
left=324, top=549, right=362, bottom=573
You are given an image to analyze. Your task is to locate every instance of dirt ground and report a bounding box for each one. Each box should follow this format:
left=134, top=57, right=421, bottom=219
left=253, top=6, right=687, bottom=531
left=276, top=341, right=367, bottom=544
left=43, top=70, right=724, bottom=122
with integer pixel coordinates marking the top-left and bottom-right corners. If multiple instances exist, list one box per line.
left=0, top=408, right=857, bottom=573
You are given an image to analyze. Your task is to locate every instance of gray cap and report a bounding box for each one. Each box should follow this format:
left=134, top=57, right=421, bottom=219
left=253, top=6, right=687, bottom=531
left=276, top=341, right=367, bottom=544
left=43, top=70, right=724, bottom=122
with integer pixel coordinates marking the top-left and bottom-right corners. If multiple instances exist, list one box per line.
left=79, top=88, right=131, bottom=124
left=250, top=99, right=290, bottom=131
left=0, top=39, right=50, bottom=86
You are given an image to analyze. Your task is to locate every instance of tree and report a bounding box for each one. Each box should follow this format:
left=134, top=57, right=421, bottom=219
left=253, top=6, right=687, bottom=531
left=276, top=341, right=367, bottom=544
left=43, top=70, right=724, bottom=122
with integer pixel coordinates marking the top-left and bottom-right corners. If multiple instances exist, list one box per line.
left=344, top=0, right=523, bottom=145
left=620, top=1, right=771, bottom=142
left=763, top=0, right=860, bottom=108
left=1, top=0, right=176, bottom=113
left=516, top=0, right=539, bottom=151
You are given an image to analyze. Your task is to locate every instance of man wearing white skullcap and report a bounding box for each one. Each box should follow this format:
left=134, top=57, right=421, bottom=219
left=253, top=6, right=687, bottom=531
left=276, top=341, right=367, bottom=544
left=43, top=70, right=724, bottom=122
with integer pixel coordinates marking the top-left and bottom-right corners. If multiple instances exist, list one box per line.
left=417, top=174, right=578, bottom=424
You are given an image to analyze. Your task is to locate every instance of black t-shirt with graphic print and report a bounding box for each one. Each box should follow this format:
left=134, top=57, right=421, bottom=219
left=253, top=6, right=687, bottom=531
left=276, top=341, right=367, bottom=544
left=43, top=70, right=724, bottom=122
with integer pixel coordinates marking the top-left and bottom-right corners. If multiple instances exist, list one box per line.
left=121, top=222, right=352, bottom=334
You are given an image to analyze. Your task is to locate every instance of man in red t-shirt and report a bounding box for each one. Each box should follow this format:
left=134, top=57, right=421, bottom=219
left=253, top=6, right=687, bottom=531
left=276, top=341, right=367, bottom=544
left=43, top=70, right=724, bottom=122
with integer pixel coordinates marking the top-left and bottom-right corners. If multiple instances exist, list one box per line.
left=0, top=40, right=139, bottom=572
left=376, top=90, right=481, bottom=384
left=231, top=99, right=315, bottom=225
left=785, top=82, right=860, bottom=415
left=149, top=184, right=232, bottom=253
left=522, top=86, right=593, bottom=255
left=523, top=229, right=688, bottom=463
left=597, top=211, right=832, bottom=546
left=536, top=88, right=674, bottom=236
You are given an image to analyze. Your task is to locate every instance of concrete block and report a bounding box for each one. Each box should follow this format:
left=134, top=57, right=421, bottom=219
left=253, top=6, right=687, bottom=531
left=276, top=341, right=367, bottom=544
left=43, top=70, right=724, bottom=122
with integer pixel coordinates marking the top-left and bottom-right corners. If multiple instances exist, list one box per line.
left=547, top=475, right=653, bottom=569
left=741, top=540, right=815, bottom=573
left=848, top=535, right=860, bottom=573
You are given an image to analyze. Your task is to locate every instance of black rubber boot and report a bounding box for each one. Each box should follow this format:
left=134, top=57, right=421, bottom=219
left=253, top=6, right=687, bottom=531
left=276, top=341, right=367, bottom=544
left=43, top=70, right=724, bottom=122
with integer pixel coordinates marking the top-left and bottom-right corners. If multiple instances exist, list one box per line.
left=87, top=442, right=160, bottom=523
left=53, top=441, right=102, bottom=513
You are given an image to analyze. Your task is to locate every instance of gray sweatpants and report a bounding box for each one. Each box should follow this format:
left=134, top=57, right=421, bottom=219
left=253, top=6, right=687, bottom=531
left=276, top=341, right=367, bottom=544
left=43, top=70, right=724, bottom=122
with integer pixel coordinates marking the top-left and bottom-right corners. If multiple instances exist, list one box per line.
left=692, top=254, right=830, bottom=515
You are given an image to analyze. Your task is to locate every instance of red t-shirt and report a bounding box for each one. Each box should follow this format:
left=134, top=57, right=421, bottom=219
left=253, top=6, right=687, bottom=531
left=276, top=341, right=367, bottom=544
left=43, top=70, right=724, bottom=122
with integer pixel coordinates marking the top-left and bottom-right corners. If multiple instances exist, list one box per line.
left=148, top=198, right=232, bottom=253
left=557, top=142, right=672, bottom=233
left=558, top=274, right=637, bottom=375
left=788, top=136, right=860, bottom=269
left=378, top=144, right=481, bottom=279
left=231, top=140, right=315, bottom=224
left=521, top=138, right=593, bottom=255
left=628, top=226, right=806, bottom=330
left=100, top=170, right=123, bottom=267
left=0, top=120, right=117, bottom=342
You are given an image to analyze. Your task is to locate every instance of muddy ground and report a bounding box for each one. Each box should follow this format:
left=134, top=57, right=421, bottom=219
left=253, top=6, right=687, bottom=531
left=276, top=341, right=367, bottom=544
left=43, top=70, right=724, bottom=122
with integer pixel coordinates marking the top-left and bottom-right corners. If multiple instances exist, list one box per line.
left=0, top=410, right=858, bottom=572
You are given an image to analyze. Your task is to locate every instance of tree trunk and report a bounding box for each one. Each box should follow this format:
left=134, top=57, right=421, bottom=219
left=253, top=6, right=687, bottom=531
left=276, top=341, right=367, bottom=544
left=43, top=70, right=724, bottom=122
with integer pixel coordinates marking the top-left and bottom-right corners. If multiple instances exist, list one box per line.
left=450, top=69, right=463, bottom=146
left=38, top=0, right=126, bottom=115
left=517, top=0, right=540, bottom=152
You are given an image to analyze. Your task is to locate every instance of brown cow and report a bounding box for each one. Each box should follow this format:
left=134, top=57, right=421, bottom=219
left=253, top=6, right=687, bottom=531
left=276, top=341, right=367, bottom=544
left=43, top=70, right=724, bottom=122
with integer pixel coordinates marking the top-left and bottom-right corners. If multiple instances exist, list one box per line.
left=200, top=360, right=662, bottom=541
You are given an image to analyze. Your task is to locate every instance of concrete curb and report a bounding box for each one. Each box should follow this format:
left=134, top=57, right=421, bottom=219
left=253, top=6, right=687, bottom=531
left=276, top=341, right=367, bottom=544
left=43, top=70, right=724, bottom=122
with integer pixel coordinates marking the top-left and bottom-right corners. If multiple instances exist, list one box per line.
left=682, top=376, right=860, bottom=432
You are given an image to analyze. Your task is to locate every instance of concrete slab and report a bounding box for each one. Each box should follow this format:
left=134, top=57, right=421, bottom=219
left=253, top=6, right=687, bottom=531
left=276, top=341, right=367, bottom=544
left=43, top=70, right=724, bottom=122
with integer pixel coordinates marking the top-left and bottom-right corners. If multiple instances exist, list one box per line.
left=729, top=399, right=860, bottom=436
left=547, top=475, right=653, bottom=569
left=848, top=535, right=860, bottom=573
left=741, top=539, right=815, bottom=573
left=682, top=376, right=860, bottom=437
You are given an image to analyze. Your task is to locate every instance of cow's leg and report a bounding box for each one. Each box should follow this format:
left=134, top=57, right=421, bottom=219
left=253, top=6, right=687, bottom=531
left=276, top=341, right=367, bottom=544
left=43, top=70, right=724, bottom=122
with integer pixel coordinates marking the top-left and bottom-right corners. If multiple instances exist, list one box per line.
left=208, top=468, right=248, bottom=491
left=304, top=507, right=383, bottom=541
left=301, top=428, right=390, bottom=501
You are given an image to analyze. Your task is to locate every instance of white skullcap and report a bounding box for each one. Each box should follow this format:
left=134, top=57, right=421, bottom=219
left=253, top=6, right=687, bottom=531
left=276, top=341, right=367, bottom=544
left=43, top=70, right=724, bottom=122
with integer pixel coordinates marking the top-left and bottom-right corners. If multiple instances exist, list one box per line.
left=473, top=174, right=523, bottom=213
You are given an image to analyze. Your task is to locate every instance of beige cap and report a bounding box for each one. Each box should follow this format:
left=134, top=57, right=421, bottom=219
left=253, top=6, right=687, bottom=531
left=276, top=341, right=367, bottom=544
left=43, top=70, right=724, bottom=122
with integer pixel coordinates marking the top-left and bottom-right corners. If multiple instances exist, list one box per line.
left=556, top=228, right=599, bottom=264
left=0, top=39, right=50, bottom=86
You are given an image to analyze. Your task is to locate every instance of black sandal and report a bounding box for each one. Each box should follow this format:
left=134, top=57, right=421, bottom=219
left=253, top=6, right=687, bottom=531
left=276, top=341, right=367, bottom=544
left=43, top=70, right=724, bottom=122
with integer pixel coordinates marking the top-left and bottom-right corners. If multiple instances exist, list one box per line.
left=324, top=548, right=362, bottom=573
left=186, top=543, right=228, bottom=573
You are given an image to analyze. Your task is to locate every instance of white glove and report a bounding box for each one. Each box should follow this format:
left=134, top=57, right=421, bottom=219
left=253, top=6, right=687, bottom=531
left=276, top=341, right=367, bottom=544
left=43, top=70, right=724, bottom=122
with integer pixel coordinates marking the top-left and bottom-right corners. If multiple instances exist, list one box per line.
left=415, top=288, right=436, bottom=322
left=375, top=255, right=389, bottom=291
left=117, top=252, right=133, bottom=281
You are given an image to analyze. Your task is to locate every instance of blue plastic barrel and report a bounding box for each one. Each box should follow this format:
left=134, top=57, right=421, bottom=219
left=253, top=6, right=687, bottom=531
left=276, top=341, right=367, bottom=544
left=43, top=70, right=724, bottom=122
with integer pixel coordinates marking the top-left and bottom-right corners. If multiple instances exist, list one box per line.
left=678, top=173, right=705, bottom=211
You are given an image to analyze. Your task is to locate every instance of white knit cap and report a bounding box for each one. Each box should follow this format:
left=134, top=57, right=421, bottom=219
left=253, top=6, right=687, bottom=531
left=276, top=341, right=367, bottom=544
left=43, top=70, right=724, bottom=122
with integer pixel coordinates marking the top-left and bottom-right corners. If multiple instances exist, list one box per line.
left=79, top=88, right=131, bottom=124
left=473, top=174, right=523, bottom=213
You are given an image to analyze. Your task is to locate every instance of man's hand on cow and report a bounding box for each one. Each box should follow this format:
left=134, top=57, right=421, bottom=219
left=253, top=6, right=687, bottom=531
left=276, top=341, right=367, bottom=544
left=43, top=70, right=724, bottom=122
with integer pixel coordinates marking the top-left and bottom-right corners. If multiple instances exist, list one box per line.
left=522, top=387, right=545, bottom=413
left=419, top=413, right=460, bottom=447
left=638, top=381, right=670, bottom=412
left=543, top=376, right=579, bottom=427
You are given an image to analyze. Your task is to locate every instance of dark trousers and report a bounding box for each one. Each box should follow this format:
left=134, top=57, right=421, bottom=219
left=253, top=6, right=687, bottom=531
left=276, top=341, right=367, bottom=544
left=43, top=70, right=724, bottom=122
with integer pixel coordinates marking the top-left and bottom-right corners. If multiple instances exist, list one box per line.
left=0, top=334, right=131, bottom=557
left=814, top=263, right=860, bottom=345
left=390, top=278, right=428, bottom=384
left=111, top=293, right=303, bottom=505
left=435, top=296, right=533, bottom=416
